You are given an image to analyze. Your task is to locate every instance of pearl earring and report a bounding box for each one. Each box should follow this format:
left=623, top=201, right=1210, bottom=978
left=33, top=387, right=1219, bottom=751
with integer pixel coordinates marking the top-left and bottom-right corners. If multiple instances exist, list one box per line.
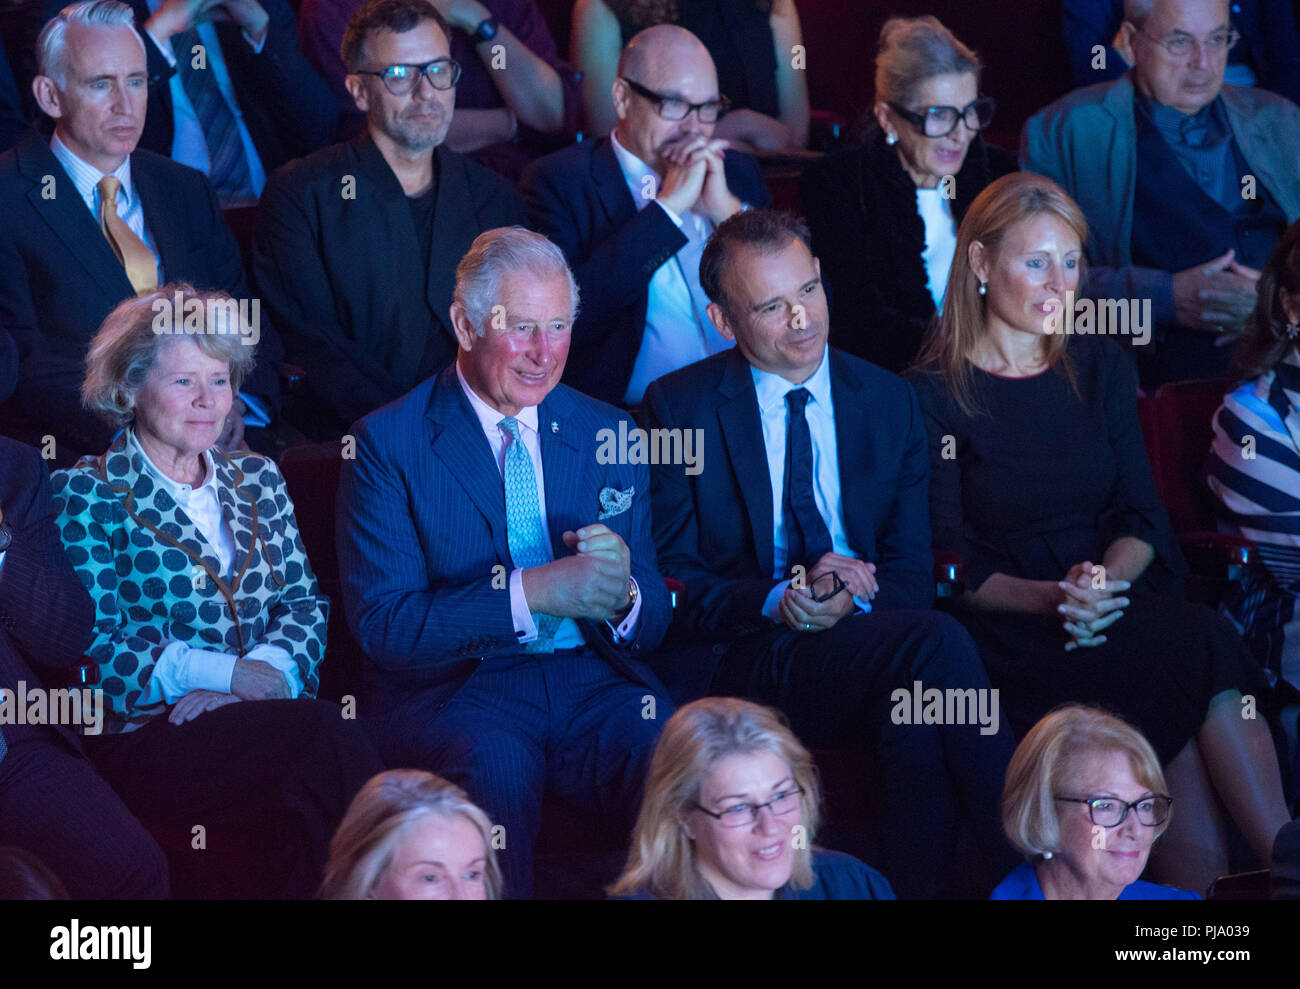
left=978, top=281, right=987, bottom=296
left=1041, top=851, right=1053, bottom=860
left=886, top=132, right=898, bottom=146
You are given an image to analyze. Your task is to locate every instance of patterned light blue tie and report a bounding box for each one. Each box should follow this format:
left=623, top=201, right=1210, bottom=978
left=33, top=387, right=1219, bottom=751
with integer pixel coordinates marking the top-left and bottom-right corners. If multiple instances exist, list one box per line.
left=500, top=417, right=561, bottom=652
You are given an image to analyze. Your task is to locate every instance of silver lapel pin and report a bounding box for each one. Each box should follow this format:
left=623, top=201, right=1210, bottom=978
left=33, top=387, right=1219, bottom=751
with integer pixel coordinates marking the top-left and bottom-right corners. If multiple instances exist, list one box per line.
left=551, top=420, right=559, bottom=433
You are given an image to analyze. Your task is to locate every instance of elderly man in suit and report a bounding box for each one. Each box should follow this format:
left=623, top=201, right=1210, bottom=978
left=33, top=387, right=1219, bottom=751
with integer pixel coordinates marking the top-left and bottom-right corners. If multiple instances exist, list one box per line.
left=0, top=393, right=168, bottom=897
left=253, top=0, right=525, bottom=437
left=336, top=226, right=674, bottom=899
left=0, top=0, right=282, bottom=462
left=643, top=210, right=1017, bottom=899
left=522, top=24, right=770, bottom=408
left=38, top=0, right=337, bottom=207
left=1024, top=0, right=1300, bottom=387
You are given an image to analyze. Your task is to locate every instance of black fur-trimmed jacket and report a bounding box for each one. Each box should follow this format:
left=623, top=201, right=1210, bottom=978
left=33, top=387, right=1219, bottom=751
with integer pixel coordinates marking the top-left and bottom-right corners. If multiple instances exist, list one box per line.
left=800, top=124, right=1017, bottom=373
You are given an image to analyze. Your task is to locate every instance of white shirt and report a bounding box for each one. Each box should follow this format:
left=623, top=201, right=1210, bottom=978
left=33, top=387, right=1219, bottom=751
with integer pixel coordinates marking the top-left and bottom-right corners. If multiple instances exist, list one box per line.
left=750, top=346, right=871, bottom=620
left=610, top=131, right=734, bottom=405
left=51, top=133, right=162, bottom=284
left=916, top=187, right=957, bottom=311
left=455, top=363, right=641, bottom=646
left=145, top=2, right=267, bottom=207
left=128, top=431, right=303, bottom=703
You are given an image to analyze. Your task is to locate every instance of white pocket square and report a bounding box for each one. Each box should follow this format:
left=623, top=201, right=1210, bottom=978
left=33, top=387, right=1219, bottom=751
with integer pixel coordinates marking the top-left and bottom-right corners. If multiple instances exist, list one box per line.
left=598, top=485, right=634, bottom=520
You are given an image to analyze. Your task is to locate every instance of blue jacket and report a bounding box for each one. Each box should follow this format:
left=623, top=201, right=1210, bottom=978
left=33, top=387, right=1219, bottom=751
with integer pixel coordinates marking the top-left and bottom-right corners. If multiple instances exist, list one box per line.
left=336, top=365, right=672, bottom=712
left=992, top=861, right=1200, bottom=900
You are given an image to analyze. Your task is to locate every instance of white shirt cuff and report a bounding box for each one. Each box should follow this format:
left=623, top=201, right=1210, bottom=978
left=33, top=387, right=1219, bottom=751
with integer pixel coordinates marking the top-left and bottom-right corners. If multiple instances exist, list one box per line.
left=762, top=580, right=791, bottom=622
left=244, top=642, right=304, bottom=698
left=147, top=29, right=178, bottom=68
left=604, top=577, right=642, bottom=642
left=145, top=640, right=237, bottom=705
left=242, top=28, right=267, bottom=54
left=655, top=199, right=685, bottom=228
left=239, top=392, right=271, bottom=428
left=510, top=567, right=538, bottom=644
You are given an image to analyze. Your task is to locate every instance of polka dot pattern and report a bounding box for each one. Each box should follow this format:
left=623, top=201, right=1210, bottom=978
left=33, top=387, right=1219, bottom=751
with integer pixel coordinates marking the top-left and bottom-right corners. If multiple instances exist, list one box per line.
left=50, top=436, right=328, bottom=734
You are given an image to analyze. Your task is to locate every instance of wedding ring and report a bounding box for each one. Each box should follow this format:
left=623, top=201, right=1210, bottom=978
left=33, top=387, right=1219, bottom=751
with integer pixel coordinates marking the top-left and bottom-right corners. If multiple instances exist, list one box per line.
left=804, top=623, right=811, bottom=631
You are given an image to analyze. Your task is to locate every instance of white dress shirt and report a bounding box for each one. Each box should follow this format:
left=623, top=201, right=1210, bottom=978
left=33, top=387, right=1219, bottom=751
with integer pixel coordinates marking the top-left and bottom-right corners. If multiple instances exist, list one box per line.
left=610, top=131, right=734, bottom=405
left=455, top=363, right=640, bottom=646
left=751, top=346, right=872, bottom=620
left=144, top=0, right=267, bottom=206
left=128, top=431, right=303, bottom=702
left=51, top=133, right=162, bottom=284
left=916, top=187, right=957, bottom=311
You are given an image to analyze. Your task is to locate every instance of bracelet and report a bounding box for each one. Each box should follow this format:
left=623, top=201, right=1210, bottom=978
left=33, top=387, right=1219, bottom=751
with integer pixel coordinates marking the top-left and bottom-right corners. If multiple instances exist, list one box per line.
left=472, top=15, right=500, bottom=44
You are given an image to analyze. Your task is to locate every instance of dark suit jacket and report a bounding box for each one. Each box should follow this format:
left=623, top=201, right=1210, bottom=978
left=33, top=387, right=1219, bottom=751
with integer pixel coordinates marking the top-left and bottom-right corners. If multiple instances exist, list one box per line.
left=642, top=347, right=934, bottom=687
left=521, top=137, right=771, bottom=406
left=336, top=366, right=671, bottom=713
left=1274, top=818, right=1300, bottom=899
left=800, top=125, right=1017, bottom=373
left=0, top=133, right=283, bottom=455
left=0, top=42, right=29, bottom=154
left=252, top=133, right=526, bottom=433
left=0, top=437, right=96, bottom=760
left=39, top=0, right=336, bottom=171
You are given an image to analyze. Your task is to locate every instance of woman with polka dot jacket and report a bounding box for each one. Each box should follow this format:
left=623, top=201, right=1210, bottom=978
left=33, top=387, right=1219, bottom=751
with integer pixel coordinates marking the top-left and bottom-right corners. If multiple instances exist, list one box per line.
left=49, top=285, right=383, bottom=899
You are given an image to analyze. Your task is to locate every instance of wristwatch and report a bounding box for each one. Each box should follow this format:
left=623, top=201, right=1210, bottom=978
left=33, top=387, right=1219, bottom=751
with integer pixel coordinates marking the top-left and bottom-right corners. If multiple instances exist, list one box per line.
left=472, top=16, right=500, bottom=44
left=0, top=519, right=11, bottom=552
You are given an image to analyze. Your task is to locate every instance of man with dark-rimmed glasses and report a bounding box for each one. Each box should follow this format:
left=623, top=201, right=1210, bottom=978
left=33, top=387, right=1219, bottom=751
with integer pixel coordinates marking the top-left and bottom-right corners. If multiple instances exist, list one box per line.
left=522, top=24, right=770, bottom=408
left=252, top=0, right=525, bottom=436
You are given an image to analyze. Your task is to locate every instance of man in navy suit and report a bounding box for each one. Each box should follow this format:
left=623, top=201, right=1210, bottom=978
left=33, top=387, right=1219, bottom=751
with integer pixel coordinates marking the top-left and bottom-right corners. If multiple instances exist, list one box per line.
left=0, top=1, right=281, bottom=461
left=522, top=24, right=770, bottom=408
left=39, top=0, right=337, bottom=207
left=643, top=210, right=1017, bottom=899
left=337, top=227, right=673, bottom=898
left=0, top=357, right=167, bottom=897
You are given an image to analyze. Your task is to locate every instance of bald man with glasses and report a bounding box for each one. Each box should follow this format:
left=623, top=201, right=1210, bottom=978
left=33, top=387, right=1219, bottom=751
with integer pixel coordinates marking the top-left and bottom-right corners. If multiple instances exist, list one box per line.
left=521, top=24, right=770, bottom=408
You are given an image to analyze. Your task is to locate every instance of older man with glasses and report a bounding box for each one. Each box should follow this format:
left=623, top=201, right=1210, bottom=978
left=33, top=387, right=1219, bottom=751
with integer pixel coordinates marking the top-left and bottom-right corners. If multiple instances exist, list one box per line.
left=521, top=24, right=770, bottom=409
left=1024, top=0, right=1300, bottom=388
left=252, top=0, right=525, bottom=437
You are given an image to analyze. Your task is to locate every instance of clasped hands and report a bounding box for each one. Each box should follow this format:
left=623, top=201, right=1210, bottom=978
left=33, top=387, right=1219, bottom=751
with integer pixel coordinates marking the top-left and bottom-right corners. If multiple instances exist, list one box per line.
left=778, top=552, right=877, bottom=634
left=167, top=655, right=289, bottom=725
left=655, top=134, right=743, bottom=226
left=147, top=0, right=269, bottom=46
left=521, top=524, right=632, bottom=625
left=1056, top=560, right=1131, bottom=652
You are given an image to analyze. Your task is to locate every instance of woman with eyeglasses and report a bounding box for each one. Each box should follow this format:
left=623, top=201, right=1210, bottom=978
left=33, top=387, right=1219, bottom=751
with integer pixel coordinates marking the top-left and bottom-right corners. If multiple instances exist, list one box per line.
left=995, top=705, right=1198, bottom=899
left=609, top=697, right=894, bottom=900
left=800, top=15, right=1016, bottom=374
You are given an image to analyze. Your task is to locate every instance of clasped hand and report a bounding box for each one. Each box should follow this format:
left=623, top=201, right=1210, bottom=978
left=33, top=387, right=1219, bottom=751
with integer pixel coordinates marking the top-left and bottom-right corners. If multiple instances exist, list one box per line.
left=778, top=553, right=877, bottom=634
left=656, top=134, right=742, bottom=226
left=522, top=524, right=631, bottom=623
left=1056, top=560, right=1130, bottom=652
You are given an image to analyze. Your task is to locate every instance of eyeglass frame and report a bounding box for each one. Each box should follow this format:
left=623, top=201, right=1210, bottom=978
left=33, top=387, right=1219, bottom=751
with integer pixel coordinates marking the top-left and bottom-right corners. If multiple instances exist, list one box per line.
left=1134, top=25, right=1240, bottom=58
left=690, top=785, right=806, bottom=828
left=353, top=58, right=463, bottom=96
left=885, top=97, right=996, bottom=138
left=619, top=76, right=732, bottom=123
left=1054, top=794, right=1173, bottom=828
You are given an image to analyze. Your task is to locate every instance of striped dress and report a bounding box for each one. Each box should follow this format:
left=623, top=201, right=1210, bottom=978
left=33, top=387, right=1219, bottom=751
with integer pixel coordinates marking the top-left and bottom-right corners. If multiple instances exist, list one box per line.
left=1207, top=349, right=1300, bottom=693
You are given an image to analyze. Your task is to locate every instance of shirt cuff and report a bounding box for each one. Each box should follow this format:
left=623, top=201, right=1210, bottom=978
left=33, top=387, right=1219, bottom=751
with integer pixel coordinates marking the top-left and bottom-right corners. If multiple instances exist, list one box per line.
left=146, top=29, right=179, bottom=68
left=145, top=640, right=238, bottom=705
left=244, top=642, right=303, bottom=698
left=239, top=392, right=271, bottom=428
left=510, top=567, right=538, bottom=644
left=242, top=28, right=267, bottom=54
left=852, top=594, right=873, bottom=616
left=762, top=580, right=790, bottom=622
left=604, top=577, right=642, bottom=642
left=655, top=199, right=685, bottom=228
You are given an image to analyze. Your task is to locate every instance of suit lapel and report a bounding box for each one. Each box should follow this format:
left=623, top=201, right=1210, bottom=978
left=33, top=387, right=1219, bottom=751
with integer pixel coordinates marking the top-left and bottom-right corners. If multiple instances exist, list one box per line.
left=829, top=351, right=872, bottom=555
left=355, top=133, right=430, bottom=388
left=537, top=388, right=585, bottom=559
left=17, top=136, right=132, bottom=300
left=591, top=138, right=637, bottom=227
left=716, top=350, right=776, bottom=577
left=427, top=367, right=513, bottom=565
left=133, top=153, right=186, bottom=282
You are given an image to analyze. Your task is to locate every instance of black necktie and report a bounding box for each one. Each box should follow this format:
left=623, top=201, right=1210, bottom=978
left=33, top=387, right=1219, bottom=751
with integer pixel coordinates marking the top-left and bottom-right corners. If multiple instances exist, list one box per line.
left=782, top=387, right=833, bottom=576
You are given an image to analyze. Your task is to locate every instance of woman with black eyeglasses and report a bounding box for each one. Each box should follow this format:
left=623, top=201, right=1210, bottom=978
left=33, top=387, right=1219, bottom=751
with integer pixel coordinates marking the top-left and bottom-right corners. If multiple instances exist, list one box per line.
left=994, top=706, right=1198, bottom=899
left=800, top=15, right=1016, bottom=374
left=609, top=698, right=895, bottom=899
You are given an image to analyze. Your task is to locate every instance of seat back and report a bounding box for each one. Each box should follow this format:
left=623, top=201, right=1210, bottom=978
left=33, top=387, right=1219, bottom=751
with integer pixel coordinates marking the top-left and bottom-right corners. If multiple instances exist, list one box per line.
left=278, top=442, right=369, bottom=704
left=1150, top=379, right=1230, bottom=533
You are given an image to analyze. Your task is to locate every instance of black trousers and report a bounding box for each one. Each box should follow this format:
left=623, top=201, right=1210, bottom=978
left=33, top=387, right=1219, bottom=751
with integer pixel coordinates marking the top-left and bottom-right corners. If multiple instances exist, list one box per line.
left=86, top=699, right=384, bottom=899
left=0, top=730, right=168, bottom=898
left=714, top=608, right=1018, bottom=899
